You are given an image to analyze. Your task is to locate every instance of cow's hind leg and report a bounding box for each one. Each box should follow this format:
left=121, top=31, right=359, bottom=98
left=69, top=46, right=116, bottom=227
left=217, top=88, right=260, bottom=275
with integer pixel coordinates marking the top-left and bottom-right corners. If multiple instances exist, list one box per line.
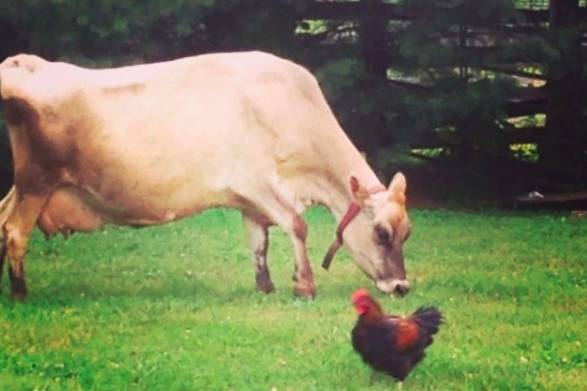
left=242, top=214, right=275, bottom=293
left=4, top=193, right=46, bottom=300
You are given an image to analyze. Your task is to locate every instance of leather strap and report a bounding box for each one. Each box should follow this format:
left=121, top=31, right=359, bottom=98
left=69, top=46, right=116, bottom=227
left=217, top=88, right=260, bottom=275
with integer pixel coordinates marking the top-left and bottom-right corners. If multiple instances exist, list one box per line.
left=322, top=184, right=387, bottom=270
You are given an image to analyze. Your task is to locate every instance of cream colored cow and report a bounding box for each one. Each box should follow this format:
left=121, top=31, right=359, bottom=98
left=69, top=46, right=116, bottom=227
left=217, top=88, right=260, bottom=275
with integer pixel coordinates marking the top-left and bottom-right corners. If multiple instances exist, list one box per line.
left=0, top=51, right=411, bottom=300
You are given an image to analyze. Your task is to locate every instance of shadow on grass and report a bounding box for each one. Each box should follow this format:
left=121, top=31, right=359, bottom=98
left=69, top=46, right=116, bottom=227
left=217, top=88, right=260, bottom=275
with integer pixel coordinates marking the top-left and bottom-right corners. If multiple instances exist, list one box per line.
left=0, top=274, right=226, bottom=308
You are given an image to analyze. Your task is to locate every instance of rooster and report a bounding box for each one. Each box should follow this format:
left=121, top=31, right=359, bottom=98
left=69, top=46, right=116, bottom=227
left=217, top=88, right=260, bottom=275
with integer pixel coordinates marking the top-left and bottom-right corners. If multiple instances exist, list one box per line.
left=351, top=288, right=443, bottom=384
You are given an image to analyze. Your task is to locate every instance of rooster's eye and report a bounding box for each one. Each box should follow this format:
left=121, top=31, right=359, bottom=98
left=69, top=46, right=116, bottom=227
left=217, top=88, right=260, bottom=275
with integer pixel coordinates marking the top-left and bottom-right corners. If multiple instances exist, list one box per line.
left=375, top=225, right=392, bottom=246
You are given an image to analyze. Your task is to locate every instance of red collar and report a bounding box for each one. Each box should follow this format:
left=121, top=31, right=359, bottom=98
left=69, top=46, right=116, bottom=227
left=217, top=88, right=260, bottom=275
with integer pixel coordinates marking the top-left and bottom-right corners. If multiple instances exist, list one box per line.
left=322, top=184, right=387, bottom=270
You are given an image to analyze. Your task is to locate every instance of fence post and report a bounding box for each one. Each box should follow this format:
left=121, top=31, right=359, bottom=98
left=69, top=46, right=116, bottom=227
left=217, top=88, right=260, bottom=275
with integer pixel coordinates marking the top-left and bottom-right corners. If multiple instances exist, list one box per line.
left=541, top=0, right=586, bottom=185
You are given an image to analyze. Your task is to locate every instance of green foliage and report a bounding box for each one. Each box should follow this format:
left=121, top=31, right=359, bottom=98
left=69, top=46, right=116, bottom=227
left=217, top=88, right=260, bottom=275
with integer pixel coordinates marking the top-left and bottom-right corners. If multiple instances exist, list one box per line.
left=0, top=208, right=585, bottom=390
left=0, top=0, right=306, bottom=65
left=0, top=0, right=216, bottom=64
left=316, top=57, right=363, bottom=100
left=203, top=0, right=302, bottom=57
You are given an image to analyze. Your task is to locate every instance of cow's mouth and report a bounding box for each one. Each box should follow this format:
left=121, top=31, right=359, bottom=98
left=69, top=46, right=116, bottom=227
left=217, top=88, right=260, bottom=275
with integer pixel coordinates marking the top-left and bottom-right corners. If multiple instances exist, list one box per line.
left=375, top=278, right=410, bottom=296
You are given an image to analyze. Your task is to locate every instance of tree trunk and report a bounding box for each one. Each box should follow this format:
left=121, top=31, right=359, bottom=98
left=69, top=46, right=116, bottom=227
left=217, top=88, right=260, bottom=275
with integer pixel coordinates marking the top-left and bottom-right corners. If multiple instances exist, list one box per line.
left=540, top=0, right=586, bottom=187
left=359, top=0, right=389, bottom=79
left=356, top=0, right=391, bottom=157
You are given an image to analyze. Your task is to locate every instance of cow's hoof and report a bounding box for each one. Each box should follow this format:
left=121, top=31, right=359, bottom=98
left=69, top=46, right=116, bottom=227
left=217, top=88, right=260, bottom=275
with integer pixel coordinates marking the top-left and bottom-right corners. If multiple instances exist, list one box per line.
left=293, top=281, right=316, bottom=299
left=256, top=270, right=275, bottom=294
left=256, top=277, right=276, bottom=294
left=10, top=280, right=27, bottom=302
left=10, top=289, right=27, bottom=302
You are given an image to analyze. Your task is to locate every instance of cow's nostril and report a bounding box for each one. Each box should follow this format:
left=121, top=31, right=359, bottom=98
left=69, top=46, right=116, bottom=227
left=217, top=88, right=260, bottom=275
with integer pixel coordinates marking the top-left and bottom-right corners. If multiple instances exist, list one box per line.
left=394, top=283, right=410, bottom=296
left=376, top=279, right=410, bottom=296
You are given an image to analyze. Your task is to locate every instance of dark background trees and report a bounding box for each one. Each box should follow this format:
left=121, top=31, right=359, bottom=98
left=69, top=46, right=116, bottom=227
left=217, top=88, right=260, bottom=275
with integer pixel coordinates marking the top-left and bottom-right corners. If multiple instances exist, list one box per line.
left=0, top=0, right=585, bottom=203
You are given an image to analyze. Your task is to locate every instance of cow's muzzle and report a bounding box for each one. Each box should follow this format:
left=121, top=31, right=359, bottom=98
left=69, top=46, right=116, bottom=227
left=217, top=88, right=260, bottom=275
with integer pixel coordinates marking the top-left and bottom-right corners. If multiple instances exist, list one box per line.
left=375, top=278, right=410, bottom=296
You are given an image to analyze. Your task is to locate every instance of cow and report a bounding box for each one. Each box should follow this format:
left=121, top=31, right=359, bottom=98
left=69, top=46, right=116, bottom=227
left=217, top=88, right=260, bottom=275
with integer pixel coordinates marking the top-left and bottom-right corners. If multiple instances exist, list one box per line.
left=0, top=51, right=411, bottom=301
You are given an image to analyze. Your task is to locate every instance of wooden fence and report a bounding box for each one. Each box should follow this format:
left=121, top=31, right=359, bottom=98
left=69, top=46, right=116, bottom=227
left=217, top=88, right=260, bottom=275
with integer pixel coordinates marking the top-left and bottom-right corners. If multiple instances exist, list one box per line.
left=290, top=0, right=587, bottom=191
left=294, top=1, right=586, bottom=160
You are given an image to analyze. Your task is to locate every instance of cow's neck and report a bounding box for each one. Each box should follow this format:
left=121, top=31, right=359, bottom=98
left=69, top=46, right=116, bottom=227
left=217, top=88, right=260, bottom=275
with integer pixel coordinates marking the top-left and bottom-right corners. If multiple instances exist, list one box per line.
left=311, top=148, right=383, bottom=222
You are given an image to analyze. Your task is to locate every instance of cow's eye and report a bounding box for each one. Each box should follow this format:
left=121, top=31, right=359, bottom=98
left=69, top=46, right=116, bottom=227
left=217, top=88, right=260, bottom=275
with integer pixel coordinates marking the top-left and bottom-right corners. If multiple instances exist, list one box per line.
left=374, top=225, right=392, bottom=246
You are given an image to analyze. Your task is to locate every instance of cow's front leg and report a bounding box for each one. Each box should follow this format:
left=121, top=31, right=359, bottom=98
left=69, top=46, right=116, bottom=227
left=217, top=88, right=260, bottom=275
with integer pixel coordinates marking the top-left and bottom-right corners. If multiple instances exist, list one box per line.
left=241, top=189, right=316, bottom=299
left=4, top=193, right=46, bottom=300
left=261, top=207, right=315, bottom=298
left=289, top=215, right=316, bottom=299
left=243, top=214, right=275, bottom=293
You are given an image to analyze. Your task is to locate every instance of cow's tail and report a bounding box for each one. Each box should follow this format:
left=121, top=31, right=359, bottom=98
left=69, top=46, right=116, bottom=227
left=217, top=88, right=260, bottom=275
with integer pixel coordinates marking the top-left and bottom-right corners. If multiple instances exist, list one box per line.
left=0, top=186, right=16, bottom=237
left=0, top=186, right=15, bottom=276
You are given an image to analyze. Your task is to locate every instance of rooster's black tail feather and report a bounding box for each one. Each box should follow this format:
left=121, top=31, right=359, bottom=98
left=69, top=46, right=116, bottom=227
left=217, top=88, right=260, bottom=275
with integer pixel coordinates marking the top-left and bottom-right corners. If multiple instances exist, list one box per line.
left=411, top=306, right=443, bottom=337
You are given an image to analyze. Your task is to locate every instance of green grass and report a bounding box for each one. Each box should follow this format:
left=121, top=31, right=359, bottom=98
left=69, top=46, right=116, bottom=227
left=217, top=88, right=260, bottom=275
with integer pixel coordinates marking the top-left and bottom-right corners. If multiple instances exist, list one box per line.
left=0, top=208, right=586, bottom=390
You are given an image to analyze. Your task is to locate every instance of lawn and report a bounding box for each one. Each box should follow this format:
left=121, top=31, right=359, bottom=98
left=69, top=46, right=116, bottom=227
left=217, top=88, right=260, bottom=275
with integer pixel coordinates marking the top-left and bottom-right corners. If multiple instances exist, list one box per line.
left=0, top=207, right=585, bottom=390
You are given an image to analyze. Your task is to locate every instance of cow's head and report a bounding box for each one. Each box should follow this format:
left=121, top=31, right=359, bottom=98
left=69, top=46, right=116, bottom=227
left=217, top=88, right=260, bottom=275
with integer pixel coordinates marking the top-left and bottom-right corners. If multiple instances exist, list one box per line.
left=323, top=172, right=411, bottom=296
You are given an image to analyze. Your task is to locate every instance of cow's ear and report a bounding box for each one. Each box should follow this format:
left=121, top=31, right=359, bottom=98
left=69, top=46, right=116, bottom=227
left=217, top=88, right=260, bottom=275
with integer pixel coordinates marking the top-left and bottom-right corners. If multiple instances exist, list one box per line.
left=350, top=174, right=369, bottom=204
left=388, top=172, right=407, bottom=204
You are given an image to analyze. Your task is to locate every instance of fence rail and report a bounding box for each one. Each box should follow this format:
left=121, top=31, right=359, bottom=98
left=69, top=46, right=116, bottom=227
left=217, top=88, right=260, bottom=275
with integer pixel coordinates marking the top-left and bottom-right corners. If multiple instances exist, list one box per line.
left=301, top=2, right=587, bottom=23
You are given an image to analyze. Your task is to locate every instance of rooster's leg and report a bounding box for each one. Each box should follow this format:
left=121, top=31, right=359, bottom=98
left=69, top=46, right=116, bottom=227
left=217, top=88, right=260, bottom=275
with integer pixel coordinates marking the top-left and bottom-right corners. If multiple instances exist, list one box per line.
left=369, top=370, right=392, bottom=386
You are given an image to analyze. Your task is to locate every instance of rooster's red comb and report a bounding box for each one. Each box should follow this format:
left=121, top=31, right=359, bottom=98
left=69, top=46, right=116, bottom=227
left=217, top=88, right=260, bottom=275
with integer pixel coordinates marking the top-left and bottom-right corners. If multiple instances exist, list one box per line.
left=351, top=288, right=371, bottom=303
